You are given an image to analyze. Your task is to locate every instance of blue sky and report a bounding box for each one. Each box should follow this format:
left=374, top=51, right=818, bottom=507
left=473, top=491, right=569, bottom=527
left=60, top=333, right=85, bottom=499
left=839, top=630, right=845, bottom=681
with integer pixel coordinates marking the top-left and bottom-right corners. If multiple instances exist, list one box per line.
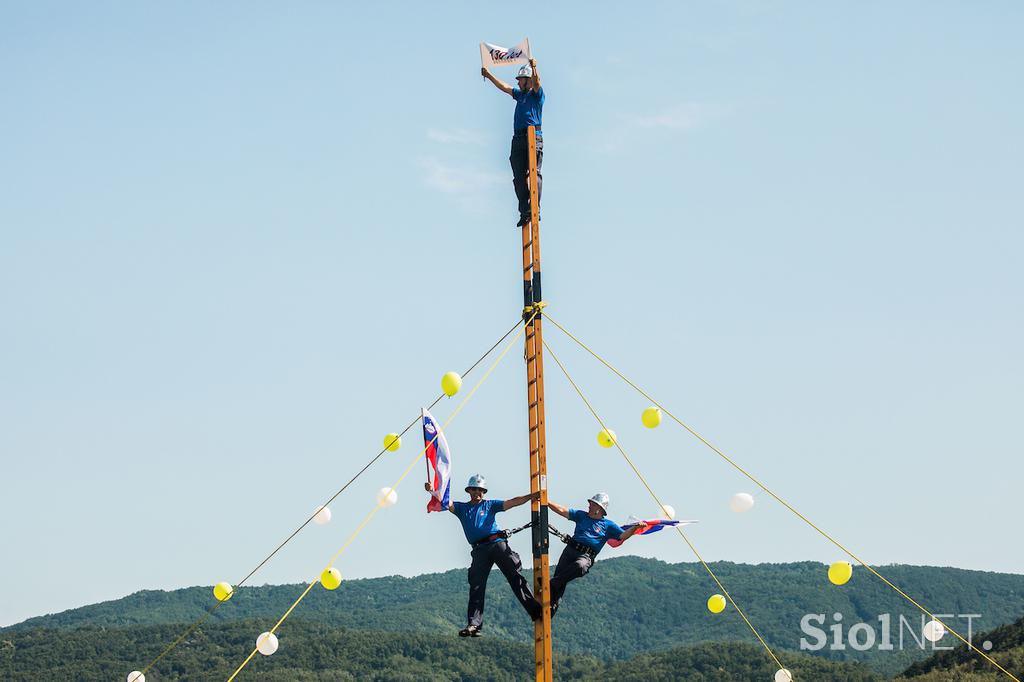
left=1, top=2, right=1022, bottom=627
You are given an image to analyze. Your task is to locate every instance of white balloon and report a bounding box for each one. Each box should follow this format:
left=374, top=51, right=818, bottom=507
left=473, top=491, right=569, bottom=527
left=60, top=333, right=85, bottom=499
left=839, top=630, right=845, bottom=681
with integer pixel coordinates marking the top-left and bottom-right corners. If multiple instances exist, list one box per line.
left=730, top=492, right=755, bottom=513
left=923, top=619, right=946, bottom=642
left=774, top=669, right=792, bottom=682
left=376, top=487, right=398, bottom=507
left=256, top=631, right=279, bottom=656
left=127, top=672, right=146, bottom=682
left=313, top=505, right=332, bottom=525
left=659, top=504, right=676, bottom=520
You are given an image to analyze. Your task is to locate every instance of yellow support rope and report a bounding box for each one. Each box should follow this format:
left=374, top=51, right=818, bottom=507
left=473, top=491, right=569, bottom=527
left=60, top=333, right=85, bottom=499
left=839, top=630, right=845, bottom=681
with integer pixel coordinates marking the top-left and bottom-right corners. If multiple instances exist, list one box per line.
left=134, top=318, right=524, bottom=678
left=543, top=338, right=791, bottom=678
left=225, top=312, right=536, bottom=681
left=544, top=313, right=1020, bottom=682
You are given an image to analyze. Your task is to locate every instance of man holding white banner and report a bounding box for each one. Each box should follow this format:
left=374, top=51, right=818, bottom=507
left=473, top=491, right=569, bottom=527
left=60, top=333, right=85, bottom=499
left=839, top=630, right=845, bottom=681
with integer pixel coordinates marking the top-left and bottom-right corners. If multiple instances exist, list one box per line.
left=480, top=38, right=544, bottom=227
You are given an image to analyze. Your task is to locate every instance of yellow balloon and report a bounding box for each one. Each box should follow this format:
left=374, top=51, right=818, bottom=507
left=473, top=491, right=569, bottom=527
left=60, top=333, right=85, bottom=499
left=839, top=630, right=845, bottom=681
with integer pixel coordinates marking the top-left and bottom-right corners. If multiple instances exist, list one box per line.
left=213, top=582, right=233, bottom=602
left=828, top=561, right=853, bottom=586
left=441, top=371, right=462, bottom=397
left=320, top=567, right=342, bottom=590
left=383, top=433, right=401, bottom=452
left=597, top=428, right=617, bottom=448
left=641, top=407, right=662, bottom=428
left=707, top=594, right=727, bottom=613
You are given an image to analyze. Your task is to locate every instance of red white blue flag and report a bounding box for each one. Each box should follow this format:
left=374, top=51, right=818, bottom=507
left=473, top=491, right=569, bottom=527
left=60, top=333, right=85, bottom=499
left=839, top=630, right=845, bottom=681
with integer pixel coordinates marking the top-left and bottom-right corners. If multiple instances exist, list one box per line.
left=422, top=408, right=452, bottom=513
left=607, top=519, right=697, bottom=548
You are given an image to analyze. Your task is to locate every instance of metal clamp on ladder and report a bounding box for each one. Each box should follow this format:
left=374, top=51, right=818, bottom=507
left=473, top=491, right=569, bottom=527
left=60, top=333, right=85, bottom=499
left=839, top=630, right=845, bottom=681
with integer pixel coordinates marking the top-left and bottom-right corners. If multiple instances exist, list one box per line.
left=523, top=300, right=548, bottom=321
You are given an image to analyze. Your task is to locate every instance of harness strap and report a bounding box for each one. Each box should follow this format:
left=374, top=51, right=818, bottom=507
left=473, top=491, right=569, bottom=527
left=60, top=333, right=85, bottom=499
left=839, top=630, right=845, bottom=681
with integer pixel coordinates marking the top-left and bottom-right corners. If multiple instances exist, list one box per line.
left=504, top=520, right=536, bottom=537
left=471, top=533, right=503, bottom=548
left=472, top=520, right=539, bottom=548
left=548, top=524, right=597, bottom=559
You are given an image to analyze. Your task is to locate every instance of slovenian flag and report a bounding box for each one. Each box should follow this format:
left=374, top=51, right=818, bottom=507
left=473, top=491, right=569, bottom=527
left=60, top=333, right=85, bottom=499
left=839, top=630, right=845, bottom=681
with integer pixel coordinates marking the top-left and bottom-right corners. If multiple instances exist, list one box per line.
left=422, top=408, right=452, bottom=513
left=607, top=519, right=697, bottom=548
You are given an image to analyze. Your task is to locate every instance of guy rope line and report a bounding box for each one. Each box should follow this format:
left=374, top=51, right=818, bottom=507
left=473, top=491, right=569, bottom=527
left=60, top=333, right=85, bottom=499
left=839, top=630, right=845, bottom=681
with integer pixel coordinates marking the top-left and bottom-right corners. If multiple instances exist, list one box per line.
left=542, top=338, right=791, bottom=678
left=544, top=313, right=1021, bottom=682
left=225, top=312, right=537, bottom=682
left=135, top=317, right=525, bottom=677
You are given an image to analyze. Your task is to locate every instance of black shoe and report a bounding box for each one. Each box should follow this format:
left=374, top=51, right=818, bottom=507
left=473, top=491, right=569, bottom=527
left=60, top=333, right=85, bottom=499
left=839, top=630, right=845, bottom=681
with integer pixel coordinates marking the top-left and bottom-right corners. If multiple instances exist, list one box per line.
left=516, top=215, right=530, bottom=227
left=459, top=625, right=482, bottom=637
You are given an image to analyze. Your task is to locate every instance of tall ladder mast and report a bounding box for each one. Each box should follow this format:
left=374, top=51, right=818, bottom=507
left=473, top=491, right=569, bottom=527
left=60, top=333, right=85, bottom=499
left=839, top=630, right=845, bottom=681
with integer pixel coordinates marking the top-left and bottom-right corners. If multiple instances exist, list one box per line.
left=521, top=124, right=554, bottom=682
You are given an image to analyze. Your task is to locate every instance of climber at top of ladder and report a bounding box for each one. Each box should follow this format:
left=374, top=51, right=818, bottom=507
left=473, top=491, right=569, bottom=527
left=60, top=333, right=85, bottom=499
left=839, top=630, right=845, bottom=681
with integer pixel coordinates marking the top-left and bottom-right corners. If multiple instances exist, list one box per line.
left=481, top=46, right=544, bottom=228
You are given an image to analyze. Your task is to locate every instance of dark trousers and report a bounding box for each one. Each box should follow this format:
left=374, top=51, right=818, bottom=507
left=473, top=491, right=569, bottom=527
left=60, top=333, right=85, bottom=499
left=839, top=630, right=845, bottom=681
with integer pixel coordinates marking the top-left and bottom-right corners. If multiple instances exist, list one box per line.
left=467, top=539, right=540, bottom=627
left=510, top=131, right=543, bottom=222
left=549, top=545, right=594, bottom=617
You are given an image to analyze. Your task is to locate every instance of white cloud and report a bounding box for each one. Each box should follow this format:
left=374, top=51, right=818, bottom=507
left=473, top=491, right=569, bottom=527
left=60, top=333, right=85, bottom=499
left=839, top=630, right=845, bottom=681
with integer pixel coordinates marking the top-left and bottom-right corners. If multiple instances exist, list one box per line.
left=419, top=157, right=504, bottom=195
left=629, top=102, right=717, bottom=131
left=418, top=157, right=507, bottom=214
left=426, top=128, right=488, bottom=145
left=587, top=101, right=730, bottom=154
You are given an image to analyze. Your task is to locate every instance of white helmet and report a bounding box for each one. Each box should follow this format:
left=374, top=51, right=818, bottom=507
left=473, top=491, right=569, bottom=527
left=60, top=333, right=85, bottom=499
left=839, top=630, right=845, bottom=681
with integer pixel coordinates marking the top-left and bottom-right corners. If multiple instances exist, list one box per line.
left=466, top=474, right=488, bottom=493
left=516, top=66, right=533, bottom=79
left=587, top=492, right=610, bottom=515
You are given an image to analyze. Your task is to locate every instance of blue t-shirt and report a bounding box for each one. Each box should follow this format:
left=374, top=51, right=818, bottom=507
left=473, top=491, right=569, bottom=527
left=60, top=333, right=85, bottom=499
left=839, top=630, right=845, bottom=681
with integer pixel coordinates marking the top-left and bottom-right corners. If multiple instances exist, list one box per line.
left=452, top=499, right=506, bottom=545
left=569, top=509, right=623, bottom=554
left=512, top=86, right=544, bottom=132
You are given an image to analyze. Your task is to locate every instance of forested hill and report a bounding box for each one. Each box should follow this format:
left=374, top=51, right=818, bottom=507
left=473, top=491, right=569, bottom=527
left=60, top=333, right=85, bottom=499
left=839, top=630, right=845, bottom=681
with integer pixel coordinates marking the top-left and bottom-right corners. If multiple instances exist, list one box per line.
left=1, top=619, right=884, bottom=681
left=898, top=615, right=1024, bottom=680
left=6, top=557, right=1024, bottom=677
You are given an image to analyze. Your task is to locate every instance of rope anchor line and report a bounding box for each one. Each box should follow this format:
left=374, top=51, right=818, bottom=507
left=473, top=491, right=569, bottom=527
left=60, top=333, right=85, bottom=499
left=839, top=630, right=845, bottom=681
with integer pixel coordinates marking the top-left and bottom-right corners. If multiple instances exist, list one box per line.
left=132, top=317, right=526, bottom=679
left=543, top=313, right=1020, bottom=682
left=224, top=311, right=537, bottom=682
left=542, top=337, right=792, bottom=678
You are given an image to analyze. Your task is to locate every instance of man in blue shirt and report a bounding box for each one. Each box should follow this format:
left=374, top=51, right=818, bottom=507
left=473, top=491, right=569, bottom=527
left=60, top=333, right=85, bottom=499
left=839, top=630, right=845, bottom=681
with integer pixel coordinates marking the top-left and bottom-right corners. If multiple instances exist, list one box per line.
left=481, top=58, right=544, bottom=227
left=427, top=474, right=541, bottom=636
left=548, top=493, right=646, bottom=616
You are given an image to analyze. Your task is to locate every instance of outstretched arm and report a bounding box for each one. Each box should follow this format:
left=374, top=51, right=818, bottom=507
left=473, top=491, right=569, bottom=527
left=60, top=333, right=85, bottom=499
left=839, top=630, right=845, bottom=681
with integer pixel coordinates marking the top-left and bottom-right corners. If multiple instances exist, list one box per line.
left=528, top=58, right=541, bottom=92
left=424, top=481, right=455, bottom=512
left=616, top=521, right=648, bottom=543
left=547, top=500, right=571, bottom=520
left=503, top=491, right=540, bottom=511
left=481, top=67, right=515, bottom=96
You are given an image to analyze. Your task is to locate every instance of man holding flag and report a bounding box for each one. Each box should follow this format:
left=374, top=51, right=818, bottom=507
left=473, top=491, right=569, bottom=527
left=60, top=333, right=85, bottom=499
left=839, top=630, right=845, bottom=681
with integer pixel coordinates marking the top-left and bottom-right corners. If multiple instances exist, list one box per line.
left=547, top=493, right=647, bottom=617
left=480, top=39, right=544, bottom=228
left=421, top=408, right=541, bottom=636
left=426, top=475, right=541, bottom=636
